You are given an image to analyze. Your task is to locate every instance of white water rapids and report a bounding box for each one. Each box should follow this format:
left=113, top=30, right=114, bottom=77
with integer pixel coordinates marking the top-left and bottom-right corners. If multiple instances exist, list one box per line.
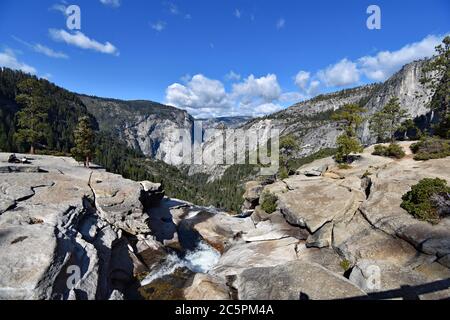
left=140, top=241, right=221, bottom=287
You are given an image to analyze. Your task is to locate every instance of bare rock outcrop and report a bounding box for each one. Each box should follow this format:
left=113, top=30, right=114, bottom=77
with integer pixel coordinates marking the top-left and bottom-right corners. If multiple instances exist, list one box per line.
left=0, top=153, right=164, bottom=300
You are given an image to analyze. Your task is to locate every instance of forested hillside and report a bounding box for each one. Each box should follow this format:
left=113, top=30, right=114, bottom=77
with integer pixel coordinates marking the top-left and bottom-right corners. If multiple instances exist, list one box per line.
left=0, top=68, right=257, bottom=212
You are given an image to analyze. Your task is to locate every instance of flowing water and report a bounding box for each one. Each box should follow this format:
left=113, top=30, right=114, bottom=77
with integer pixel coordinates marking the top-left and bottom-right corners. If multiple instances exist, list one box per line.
left=140, top=203, right=222, bottom=287
left=140, top=240, right=220, bottom=286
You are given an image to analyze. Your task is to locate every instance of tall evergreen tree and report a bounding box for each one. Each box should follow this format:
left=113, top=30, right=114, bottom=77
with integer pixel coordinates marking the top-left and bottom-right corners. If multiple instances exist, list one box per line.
left=421, top=36, right=450, bottom=138
left=369, top=97, right=408, bottom=142
left=332, top=104, right=366, bottom=163
left=71, top=116, right=95, bottom=167
left=14, top=79, right=51, bottom=154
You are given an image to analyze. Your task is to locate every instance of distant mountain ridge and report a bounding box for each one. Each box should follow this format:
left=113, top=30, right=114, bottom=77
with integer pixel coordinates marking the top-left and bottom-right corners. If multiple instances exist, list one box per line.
left=1, top=58, right=439, bottom=177
left=236, top=59, right=437, bottom=160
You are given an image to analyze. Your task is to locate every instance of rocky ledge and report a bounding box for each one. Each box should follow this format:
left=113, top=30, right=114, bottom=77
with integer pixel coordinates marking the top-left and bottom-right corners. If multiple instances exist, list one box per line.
left=238, top=141, right=450, bottom=300
left=1, top=142, right=449, bottom=300
left=0, top=154, right=163, bottom=300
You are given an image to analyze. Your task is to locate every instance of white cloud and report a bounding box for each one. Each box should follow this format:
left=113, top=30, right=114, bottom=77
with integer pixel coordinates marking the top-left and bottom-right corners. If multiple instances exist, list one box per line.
left=225, top=70, right=241, bottom=81
left=317, top=58, right=360, bottom=87
left=234, top=9, right=242, bottom=18
left=13, top=36, right=68, bottom=59
left=294, top=71, right=310, bottom=90
left=280, top=92, right=305, bottom=103
left=166, top=74, right=231, bottom=117
left=276, top=18, right=285, bottom=30
left=252, top=102, right=283, bottom=116
left=294, top=34, right=445, bottom=93
left=34, top=44, right=68, bottom=59
left=166, top=73, right=293, bottom=117
left=100, top=0, right=121, bottom=8
left=50, top=1, right=68, bottom=15
left=307, top=80, right=321, bottom=96
left=151, top=21, right=167, bottom=32
left=49, top=29, right=119, bottom=55
left=358, top=34, right=443, bottom=81
left=0, top=49, right=37, bottom=74
left=232, top=74, right=282, bottom=104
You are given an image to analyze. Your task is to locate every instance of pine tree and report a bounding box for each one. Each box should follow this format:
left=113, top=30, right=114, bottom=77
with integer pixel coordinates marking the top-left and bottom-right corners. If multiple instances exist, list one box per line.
left=279, top=134, right=298, bottom=176
left=421, top=36, right=450, bottom=138
left=14, top=79, right=50, bottom=154
left=332, top=104, right=366, bottom=163
left=71, top=116, right=95, bottom=167
left=369, top=97, right=408, bottom=142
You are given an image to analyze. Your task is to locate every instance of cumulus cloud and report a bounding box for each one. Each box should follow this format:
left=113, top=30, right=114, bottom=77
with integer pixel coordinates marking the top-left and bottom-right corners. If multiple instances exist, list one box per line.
left=252, top=102, right=283, bottom=115
left=166, top=74, right=231, bottom=117
left=49, top=29, right=119, bottom=55
left=234, top=9, right=242, bottom=18
left=232, top=74, right=282, bottom=104
left=151, top=21, right=167, bottom=32
left=0, top=49, right=37, bottom=74
left=294, top=71, right=310, bottom=90
left=13, top=36, right=68, bottom=59
left=100, top=0, right=121, bottom=8
left=279, top=92, right=305, bottom=103
left=317, top=58, right=360, bottom=87
left=307, top=80, right=321, bottom=96
left=225, top=70, right=241, bottom=81
left=358, top=34, right=443, bottom=81
left=293, top=34, right=444, bottom=93
left=166, top=73, right=291, bottom=117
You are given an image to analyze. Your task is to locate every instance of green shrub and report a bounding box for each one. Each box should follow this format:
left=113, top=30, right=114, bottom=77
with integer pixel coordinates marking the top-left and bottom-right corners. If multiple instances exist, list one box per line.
left=278, top=166, right=289, bottom=180
left=401, top=178, right=450, bottom=224
left=410, top=138, right=450, bottom=161
left=337, top=163, right=352, bottom=170
left=260, top=193, right=278, bottom=214
left=340, top=259, right=351, bottom=271
left=372, top=143, right=405, bottom=159
left=372, top=145, right=387, bottom=156
left=335, top=133, right=363, bottom=163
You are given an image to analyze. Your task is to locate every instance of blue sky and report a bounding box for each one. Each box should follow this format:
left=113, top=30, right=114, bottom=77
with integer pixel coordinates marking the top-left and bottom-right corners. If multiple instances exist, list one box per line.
left=0, top=0, right=449, bottom=118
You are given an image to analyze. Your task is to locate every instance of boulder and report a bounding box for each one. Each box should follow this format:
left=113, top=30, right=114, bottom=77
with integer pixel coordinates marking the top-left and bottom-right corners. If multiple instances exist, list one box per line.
left=183, top=274, right=230, bottom=300
left=296, top=158, right=333, bottom=177
left=251, top=206, right=271, bottom=224
left=243, top=212, right=308, bottom=242
left=306, top=222, right=332, bottom=248
left=211, top=237, right=299, bottom=277
left=91, top=171, right=152, bottom=235
left=277, top=179, right=357, bottom=233
left=297, top=164, right=328, bottom=177
left=349, top=260, right=450, bottom=300
left=242, top=181, right=264, bottom=209
left=296, top=245, right=344, bottom=275
left=237, top=260, right=366, bottom=300
left=179, top=210, right=255, bottom=253
left=333, top=212, right=431, bottom=268
left=139, top=181, right=165, bottom=208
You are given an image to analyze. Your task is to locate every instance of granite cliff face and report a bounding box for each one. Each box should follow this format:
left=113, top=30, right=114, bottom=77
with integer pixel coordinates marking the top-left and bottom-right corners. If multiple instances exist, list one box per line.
left=185, top=59, right=439, bottom=180
left=239, top=59, right=437, bottom=159
left=78, top=59, right=438, bottom=179
left=80, top=95, right=194, bottom=166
